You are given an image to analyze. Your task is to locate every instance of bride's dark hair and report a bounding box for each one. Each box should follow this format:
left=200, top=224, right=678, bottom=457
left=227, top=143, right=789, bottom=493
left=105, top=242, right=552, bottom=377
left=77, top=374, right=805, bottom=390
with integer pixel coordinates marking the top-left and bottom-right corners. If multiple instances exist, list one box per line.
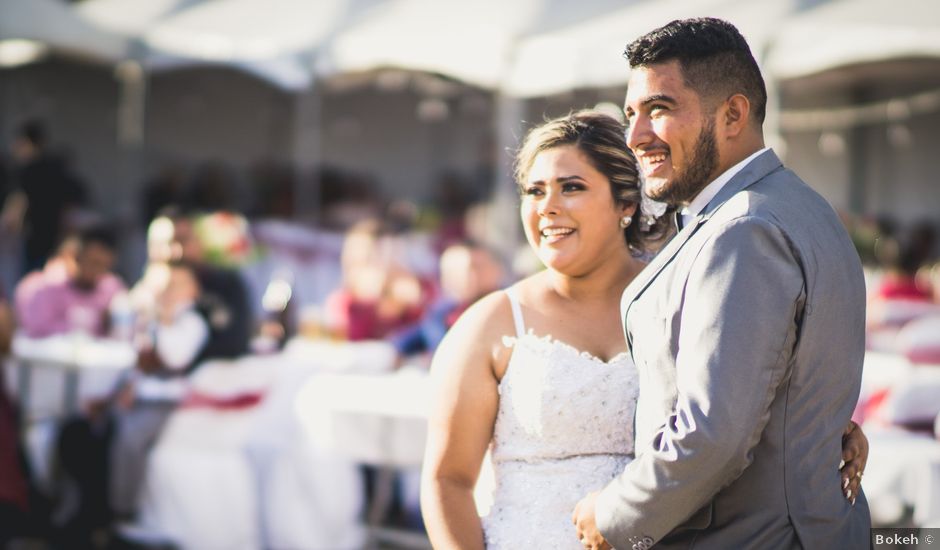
left=514, top=110, right=672, bottom=253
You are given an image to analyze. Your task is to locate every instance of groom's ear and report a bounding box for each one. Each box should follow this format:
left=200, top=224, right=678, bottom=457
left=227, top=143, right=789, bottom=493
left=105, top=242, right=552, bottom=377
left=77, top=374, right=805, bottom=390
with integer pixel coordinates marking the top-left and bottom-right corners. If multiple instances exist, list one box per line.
left=721, top=94, right=751, bottom=139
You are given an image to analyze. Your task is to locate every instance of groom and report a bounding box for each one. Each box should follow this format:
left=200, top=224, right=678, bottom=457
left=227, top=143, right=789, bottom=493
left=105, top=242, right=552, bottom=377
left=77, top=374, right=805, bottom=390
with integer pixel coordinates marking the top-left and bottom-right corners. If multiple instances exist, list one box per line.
left=573, top=18, right=871, bottom=549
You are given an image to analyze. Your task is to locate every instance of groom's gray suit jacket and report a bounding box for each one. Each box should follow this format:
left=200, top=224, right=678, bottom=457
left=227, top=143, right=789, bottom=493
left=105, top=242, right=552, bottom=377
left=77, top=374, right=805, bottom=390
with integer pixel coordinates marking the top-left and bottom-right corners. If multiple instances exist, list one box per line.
left=596, top=150, right=871, bottom=549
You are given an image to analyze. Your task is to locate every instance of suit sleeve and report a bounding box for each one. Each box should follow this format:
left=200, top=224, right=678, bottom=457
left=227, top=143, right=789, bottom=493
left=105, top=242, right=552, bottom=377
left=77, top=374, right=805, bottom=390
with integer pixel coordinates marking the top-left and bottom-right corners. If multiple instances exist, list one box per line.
left=596, top=216, right=805, bottom=547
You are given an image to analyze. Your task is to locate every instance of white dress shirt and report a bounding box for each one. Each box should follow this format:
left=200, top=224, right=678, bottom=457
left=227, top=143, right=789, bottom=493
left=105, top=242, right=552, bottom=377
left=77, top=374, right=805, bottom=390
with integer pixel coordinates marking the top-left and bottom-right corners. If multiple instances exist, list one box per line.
left=135, top=303, right=210, bottom=402
left=680, top=147, right=769, bottom=228
left=155, top=303, right=210, bottom=371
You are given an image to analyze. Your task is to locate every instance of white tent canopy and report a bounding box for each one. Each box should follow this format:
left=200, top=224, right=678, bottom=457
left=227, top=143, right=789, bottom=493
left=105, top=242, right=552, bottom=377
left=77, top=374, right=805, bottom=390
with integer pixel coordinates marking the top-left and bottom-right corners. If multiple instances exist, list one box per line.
left=504, top=0, right=794, bottom=98
left=75, top=0, right=188, bottom=36
left=4, top=0, right=940, bottom=93
left=0, top=0, right=127, bottom=63
left=320, top=0, right=542, bottom=90
left=765, top=0, right=940, bottom=80
left=141, top=0, right=347, bottom=63
left=75, top=0, right=354, bottom=90
left=505, top=0, right=940, bottom=97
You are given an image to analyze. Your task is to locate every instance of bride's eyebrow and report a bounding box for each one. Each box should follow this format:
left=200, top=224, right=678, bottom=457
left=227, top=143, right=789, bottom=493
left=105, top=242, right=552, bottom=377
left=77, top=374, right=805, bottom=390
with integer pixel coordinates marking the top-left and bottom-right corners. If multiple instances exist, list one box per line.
left=525, top=175, right=586, bottom=185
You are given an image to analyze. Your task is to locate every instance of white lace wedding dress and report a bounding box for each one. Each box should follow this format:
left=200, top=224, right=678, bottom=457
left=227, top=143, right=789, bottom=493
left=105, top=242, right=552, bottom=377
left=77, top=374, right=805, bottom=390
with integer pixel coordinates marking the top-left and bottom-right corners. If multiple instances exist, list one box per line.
left=480, top=287, right=639, bottom=549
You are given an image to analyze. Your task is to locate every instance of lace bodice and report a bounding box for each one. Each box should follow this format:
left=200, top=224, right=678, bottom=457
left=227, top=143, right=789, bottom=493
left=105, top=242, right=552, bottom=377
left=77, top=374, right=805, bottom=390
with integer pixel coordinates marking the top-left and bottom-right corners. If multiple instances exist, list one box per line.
left=491, top=331, right=635, bottom=462
left=481, top=287, right=639, bottom=549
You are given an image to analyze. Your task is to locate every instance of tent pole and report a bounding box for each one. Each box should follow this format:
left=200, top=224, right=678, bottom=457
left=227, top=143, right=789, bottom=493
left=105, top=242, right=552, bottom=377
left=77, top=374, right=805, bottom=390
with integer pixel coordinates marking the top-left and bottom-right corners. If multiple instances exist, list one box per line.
left=488, top=93, right=525, bottom=266
left=291, top=67, right=321, bottom=225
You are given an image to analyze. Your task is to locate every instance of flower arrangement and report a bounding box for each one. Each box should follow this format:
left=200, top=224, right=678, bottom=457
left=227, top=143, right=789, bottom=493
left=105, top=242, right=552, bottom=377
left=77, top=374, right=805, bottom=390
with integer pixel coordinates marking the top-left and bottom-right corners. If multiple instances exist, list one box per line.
left=194, top=211, right=256, bottom=267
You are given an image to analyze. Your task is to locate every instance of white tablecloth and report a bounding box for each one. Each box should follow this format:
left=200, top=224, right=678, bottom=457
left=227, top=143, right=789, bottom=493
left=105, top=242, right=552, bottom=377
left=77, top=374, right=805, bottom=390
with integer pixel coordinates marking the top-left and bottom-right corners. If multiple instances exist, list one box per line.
left=7, top=334, right=135, bottom=420
left=866, top=427, right=940, bottom=527
left=131, top=339, right=403, bottom=550
left=6, top=334, right=136, bottom=492
left=294, top=368, right=431, bottom=467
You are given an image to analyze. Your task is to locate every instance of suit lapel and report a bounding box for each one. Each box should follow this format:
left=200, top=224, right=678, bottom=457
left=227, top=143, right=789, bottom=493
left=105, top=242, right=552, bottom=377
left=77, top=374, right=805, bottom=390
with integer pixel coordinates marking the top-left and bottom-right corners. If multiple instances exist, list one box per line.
left=623, top=214, right=706, bottom=349
left=698, top=149, right=784, bottom=222
left=623, top=149, right=785, bottom=348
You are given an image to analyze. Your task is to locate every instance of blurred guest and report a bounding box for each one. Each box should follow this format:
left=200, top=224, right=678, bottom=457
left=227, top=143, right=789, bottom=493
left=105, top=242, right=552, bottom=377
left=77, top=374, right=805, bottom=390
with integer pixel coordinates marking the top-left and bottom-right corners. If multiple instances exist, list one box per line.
left=871, top=222, right=935, bottom=303
left=57, top=234, right=255, bottom=534
left=185, top=161, right=240, bottom=214
left=0, top=154, right=19, bottom=294
left=248, top=160, right=295, bottom=220
left=431, top=171, right=473, bottom=252
left=18, top=226, right=125, bottom=338
left=0, top=289, right=12, bottom=355
left=866, top=222, right=938, bottom=353
left=14, top=236, right=79, bottom=320
left=167, top=212, right=251, bottom=358
left=109, top=261, right=210, bottom=519
left=1, top=119, right=87, bottom=273
left=318, top=168, right=384, bottom=229
left=52, top=261, right=210, bottom=545
left=140, top=166, right=186, bottom=227
left=251, top=270, right=295, bottom=353
left=0, top=153, right=11, bottom=209
left=139, top=261, right=211, bottom=374
left=926, top=260, right=940, bottom=304
left=325, top=223, right=432, bottom=531
left=0, top=290, right=31, bottom=546
left=392, top=240, right=505, bottom=360
left=325, top=220, right=428, bottom=341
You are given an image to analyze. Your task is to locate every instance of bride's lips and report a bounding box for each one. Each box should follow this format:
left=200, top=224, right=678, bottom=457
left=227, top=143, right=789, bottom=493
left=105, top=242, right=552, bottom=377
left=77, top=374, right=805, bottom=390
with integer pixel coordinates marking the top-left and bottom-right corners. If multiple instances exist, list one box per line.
left=540, top=226, right=575, bottom=244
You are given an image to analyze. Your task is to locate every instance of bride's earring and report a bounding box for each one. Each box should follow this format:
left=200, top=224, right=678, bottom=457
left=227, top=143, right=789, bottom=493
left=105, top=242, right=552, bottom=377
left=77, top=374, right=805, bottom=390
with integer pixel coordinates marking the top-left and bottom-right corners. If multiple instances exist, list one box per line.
left=619, top=216, right=633, bottom=229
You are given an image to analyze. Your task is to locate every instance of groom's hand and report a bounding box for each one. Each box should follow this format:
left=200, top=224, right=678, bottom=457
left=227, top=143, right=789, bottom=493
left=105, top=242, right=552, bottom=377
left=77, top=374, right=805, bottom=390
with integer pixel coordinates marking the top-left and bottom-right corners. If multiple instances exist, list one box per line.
left=572, top=491, right=612, bottom=550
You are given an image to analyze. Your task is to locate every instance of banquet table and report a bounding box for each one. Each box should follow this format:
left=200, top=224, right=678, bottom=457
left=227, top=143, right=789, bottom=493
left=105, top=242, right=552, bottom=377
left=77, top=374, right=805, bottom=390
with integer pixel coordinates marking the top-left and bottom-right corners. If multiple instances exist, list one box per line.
left=129, top=338, right=422, bottom=550
left=294, top=365, right=433, bottom=549
left=4, top=334, right=136, bottom=491
left=8, top=334, right=136, bottom=428
left=866, top=426, right=940, bottom=527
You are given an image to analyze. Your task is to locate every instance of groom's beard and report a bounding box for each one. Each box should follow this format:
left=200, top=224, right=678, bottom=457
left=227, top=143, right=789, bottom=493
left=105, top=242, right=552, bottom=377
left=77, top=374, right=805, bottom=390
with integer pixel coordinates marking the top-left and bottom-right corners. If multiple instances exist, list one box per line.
left=648, top=117, right=719, bottom=207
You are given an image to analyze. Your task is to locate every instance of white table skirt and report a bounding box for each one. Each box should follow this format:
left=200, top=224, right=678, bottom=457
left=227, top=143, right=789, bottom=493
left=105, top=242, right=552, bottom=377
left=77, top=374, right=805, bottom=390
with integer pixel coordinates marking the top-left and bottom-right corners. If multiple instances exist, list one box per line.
left=865, top=426, right=940, bottom=527
left=131, top=341, right=402, bottom=550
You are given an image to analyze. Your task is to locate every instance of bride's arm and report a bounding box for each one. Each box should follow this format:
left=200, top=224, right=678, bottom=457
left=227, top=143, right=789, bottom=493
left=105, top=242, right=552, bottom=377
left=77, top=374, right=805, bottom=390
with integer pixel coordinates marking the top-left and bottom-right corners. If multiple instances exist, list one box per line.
left=421, top=292, right=509, bottom=550
left=840, top=420, right=868, bottom=505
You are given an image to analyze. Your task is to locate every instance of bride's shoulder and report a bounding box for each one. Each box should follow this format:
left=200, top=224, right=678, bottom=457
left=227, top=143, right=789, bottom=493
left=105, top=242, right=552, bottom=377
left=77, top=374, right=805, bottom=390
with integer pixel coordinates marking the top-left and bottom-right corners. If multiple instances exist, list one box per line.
left=447, top=287, right=515, bottom=340
left=430, top=286, right=519, bottom=374
left=453, top=273, right=544, bottom=334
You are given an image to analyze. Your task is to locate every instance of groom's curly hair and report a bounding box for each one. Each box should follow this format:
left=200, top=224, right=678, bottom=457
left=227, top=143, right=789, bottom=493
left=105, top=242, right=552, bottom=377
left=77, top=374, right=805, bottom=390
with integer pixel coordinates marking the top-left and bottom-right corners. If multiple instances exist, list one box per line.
left=514, top=110, right=671, bottom=254
left=626, top=17, right=767, bottom=125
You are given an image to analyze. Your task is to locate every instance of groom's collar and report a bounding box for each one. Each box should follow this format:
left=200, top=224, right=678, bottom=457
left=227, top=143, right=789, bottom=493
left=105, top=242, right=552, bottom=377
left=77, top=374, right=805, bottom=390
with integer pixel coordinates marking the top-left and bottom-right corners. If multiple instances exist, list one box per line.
left=697, top=148, right=783, bottom=223
left=680, top=147, right=770, bottom=227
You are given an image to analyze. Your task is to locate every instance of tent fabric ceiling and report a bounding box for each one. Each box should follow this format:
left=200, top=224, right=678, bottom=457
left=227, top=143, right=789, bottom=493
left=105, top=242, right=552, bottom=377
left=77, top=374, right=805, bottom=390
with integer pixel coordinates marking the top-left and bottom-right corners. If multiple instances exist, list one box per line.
left=504, top=0, right=768, bottom=98
left=142, top=0, right=347, bottom=62
left=75, top=0, right=190, bottom=36
left=0, top=0, right=127, bottom=63
left=765, top=0, right=940, bottom=80
left=2, top=0, right=939, bottom=94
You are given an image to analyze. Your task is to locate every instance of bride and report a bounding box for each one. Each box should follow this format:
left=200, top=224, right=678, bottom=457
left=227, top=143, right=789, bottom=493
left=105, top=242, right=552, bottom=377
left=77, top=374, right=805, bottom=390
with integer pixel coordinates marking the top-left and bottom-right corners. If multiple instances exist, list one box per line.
left=419, top=110, right=867, bottom=549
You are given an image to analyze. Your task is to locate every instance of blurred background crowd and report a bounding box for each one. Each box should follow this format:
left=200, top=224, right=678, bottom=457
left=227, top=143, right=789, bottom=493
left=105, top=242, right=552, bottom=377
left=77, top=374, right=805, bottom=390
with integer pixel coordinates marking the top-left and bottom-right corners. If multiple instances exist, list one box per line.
left=1, top=0, right=939, bottom=549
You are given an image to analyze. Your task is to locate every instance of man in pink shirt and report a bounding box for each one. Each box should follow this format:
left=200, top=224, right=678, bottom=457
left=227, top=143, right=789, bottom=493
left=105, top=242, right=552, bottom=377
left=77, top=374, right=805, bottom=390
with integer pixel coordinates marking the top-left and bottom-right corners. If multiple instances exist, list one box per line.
left=14, top=236, right=79, bottom=319
left=18, top=226, right=125, bottom=338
